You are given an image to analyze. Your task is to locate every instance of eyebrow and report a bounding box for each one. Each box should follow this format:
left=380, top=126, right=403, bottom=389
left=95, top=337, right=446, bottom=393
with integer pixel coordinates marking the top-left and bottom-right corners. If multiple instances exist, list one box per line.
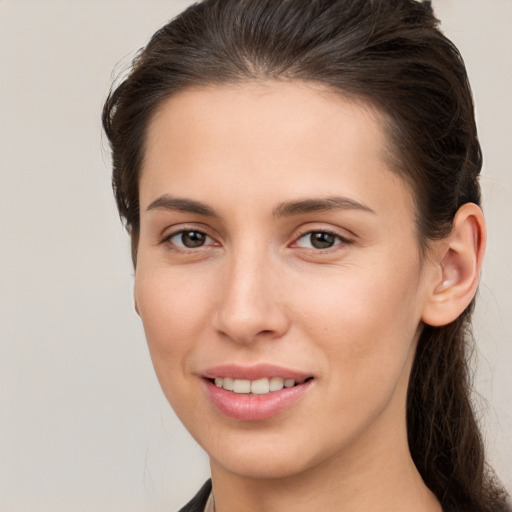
left=272, top=197, right=376, bottom=217
left=146, top=195, right=219, bottom=217
left=145, top=194, right=375, bottom=218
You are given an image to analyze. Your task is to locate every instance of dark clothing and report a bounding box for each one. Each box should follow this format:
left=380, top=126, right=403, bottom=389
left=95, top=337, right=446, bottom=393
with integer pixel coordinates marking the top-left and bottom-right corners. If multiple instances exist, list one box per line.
left=178, top=479, right=512, bottom=512
left=178, top=480, right=212, bottom=512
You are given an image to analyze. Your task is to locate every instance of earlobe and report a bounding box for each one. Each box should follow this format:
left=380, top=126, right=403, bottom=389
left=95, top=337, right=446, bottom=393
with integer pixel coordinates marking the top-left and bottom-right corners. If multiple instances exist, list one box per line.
left=421, top=203, right=486, bottom=327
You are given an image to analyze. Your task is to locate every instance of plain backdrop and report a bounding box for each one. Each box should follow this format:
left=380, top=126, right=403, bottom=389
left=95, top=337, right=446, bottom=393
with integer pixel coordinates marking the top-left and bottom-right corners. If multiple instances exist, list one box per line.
left=0, top=1, right=511, bottom=511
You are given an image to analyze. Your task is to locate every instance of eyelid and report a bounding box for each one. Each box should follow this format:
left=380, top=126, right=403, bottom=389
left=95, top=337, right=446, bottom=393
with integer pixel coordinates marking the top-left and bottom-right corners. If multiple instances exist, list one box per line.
left=290, top=226, right=354, bottom=251
left=160, top=224, right=220, bottom=248
left=292, top=224, right=354, bottom=241
left=158, top=223, right=354, bottom=251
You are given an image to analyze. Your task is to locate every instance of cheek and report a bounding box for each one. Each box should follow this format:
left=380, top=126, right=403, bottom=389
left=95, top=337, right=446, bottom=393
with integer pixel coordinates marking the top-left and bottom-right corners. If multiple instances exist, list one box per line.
left=293, top=258, right=424, bottom=398
left=136, top=278, right=225, bottom=442
left=133, top=265, right=218, bottom=400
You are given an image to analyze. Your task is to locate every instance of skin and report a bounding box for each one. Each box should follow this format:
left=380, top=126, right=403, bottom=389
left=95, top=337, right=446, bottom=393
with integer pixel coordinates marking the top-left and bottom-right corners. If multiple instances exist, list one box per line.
left=133, top=81, right=483, bottom=512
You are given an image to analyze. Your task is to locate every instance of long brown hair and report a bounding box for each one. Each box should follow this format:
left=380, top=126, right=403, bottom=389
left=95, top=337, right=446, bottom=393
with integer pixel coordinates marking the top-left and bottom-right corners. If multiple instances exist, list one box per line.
left=102, top=1, right=510, bottom=510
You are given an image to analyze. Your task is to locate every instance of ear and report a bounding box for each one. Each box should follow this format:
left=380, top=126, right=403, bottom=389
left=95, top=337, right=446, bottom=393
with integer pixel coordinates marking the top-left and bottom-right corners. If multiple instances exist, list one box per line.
left=421, top=203, right=486, bottom=327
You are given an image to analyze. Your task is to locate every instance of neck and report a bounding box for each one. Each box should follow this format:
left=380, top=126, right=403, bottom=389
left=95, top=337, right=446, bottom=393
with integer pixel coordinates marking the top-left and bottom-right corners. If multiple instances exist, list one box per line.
left=211, top=442, right=440, bottom=512
left=209, top=404, right=441, bottom=512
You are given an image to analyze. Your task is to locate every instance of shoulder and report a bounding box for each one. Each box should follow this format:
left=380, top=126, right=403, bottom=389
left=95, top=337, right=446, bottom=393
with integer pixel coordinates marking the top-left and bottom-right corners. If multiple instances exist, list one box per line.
left=178, top=480, right=212, bottom=512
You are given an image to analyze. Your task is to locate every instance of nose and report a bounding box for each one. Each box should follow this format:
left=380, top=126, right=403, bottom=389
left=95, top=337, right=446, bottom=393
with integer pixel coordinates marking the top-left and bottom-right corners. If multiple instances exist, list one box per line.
left=212, top=251, right=290, bottom=345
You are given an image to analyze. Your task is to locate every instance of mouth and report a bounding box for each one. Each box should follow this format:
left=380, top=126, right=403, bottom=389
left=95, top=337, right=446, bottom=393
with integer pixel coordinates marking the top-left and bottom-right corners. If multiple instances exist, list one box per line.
left=201, top=365, right=315, bottom=421
left=206, top=376, right=314, bottom=395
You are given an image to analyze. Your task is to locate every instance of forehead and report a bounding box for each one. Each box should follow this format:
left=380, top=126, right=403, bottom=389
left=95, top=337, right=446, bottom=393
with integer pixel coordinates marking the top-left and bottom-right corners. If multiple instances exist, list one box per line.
left=145, top=81, right=388, bottom=168
left=140, top=81, right=413, bottom=222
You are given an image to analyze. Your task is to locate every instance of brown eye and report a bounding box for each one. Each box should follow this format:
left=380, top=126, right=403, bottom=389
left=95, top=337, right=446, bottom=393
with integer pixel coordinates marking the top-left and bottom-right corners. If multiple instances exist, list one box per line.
left=295, top=231, right=345, bottom=250
left=309, top=232, right=337, bottom=249
left=169, top=230, right=210, bottom=248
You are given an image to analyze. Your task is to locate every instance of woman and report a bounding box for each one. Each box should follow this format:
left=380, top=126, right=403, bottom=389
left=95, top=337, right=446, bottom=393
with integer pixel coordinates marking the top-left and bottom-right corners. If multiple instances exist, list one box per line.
left=102, top=0, right=510, bottom=510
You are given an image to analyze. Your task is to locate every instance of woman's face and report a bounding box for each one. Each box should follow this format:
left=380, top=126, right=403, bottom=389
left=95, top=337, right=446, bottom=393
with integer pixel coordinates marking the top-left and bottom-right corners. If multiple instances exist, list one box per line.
left=135, top=82, right=436, bottom=479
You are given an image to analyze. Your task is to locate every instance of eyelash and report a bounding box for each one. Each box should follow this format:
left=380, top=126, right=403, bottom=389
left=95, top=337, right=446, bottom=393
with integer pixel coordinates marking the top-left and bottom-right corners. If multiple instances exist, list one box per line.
left=160, top=227, right=352, bottom=253
left=161, top=228, right=217, bottom=251
left=292, top=229, right=352, bottom=252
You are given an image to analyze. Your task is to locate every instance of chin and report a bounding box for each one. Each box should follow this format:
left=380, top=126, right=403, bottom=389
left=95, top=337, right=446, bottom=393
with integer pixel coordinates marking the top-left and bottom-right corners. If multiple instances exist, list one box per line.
left=211, top=446, right=313, bottom=480
left=198, top=425, right=338, bottom=481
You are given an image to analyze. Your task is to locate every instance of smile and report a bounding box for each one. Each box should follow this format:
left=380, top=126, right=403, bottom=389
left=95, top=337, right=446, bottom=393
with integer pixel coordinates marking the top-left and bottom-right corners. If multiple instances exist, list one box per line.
left=212, top=376, right=312, bottom=395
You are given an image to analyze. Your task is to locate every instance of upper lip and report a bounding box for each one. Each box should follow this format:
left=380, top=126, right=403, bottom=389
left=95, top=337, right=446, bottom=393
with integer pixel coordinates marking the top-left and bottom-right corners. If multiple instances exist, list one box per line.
left=201, top=363, right=313, bottom=381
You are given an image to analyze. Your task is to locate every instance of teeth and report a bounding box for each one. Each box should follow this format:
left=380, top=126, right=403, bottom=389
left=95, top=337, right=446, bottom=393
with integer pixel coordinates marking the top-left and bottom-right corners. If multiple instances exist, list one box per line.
left=223, top=377, right=234, bottom=391
left=251, top=378, right=270, bottom=395
left=212, top=376, right=304, bottom=394
left=233, top=379, right=251, bottom=394
left=269, top=377, right=284, bottom=392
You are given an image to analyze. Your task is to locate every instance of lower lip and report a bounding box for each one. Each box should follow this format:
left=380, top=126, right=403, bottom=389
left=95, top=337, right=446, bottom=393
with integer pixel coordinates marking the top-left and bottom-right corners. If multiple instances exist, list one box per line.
left=203, top=379, right=313, bottom=421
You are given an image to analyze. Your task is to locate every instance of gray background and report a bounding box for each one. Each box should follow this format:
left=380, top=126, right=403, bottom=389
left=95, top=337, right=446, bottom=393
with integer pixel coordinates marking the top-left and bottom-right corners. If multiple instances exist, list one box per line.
left=0, top=1, right=510, bottom=510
